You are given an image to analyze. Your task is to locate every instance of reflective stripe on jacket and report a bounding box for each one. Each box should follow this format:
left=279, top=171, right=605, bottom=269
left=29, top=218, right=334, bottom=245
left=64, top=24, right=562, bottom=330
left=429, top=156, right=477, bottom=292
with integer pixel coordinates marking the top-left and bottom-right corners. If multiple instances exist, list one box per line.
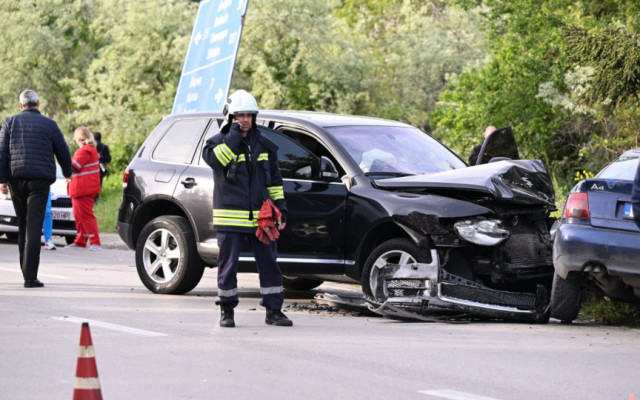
left=202, top=124, right=287, bottom=233
left=69, top=145, right=101, bottom=198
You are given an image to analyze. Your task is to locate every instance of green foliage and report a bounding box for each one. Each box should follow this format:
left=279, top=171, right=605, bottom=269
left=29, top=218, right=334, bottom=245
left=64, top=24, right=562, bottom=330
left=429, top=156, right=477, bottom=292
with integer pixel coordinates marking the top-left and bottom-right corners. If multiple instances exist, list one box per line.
left=558, top=24, right=640, bottom=172
left=68, top=0, right=196, bottom=174
left=237, top=1, right=486, bottom=131
left=0, top=0, right=92, bottom=120
left=433, top=1, right=573, bottom=166
left=564, top=25, right=640, bottom=110
left=1, top=0, right=487, bottom=176
left=333, top=0, right=404, bottom=25
left=0, top=0, right=197, bottom=179
left=580, top=296, right=640, bottom=327
left=95, top=173, right=122, bottom=233
left=434, top=0, right=640, bottom=190
left=3, top=0, right=640, bottom=222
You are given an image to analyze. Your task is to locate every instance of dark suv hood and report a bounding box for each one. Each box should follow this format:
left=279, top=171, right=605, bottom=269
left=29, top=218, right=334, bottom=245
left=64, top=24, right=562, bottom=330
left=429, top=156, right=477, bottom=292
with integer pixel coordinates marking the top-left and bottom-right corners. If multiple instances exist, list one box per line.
left=373, top=160, right=555, bottom=205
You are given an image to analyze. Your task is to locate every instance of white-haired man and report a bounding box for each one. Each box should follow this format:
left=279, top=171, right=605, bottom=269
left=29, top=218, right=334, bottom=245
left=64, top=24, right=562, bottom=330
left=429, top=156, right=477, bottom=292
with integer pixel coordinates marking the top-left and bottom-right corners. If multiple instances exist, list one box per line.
left=0, top=90, right=72, bottom=287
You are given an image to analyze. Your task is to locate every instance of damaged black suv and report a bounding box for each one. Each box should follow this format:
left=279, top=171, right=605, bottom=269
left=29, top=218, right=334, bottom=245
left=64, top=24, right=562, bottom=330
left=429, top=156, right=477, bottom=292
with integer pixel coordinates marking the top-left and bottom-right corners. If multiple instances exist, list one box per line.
left=117, top=111, right=556, bottom=322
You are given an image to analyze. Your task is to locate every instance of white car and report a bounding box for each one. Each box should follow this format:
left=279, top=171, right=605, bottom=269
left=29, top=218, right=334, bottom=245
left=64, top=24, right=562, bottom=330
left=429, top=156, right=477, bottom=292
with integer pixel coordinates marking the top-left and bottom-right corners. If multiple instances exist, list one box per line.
left=0, top=164, right=76, bottom=244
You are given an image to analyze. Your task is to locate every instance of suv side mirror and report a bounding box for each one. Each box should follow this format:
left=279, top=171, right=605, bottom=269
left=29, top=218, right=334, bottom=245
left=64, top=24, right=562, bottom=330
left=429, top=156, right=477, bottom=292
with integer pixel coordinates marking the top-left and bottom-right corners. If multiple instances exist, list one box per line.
left=319, top=156, right=339, bottom=180
left=476, top=126, right=520, bottom=165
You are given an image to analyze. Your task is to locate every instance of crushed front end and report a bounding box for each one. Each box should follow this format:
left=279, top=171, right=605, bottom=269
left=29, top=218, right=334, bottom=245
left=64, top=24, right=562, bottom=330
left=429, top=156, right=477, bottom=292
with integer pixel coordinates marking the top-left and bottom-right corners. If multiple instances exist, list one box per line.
left=369, top=160, right=556, bottom=322
left=367, top=250, right=550, bottom=322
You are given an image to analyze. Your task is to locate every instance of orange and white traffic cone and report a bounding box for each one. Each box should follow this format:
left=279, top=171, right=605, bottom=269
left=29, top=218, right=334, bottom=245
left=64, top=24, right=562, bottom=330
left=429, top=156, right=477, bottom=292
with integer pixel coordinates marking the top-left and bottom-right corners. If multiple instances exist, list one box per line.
left=73, top=322, right=103, bottom=400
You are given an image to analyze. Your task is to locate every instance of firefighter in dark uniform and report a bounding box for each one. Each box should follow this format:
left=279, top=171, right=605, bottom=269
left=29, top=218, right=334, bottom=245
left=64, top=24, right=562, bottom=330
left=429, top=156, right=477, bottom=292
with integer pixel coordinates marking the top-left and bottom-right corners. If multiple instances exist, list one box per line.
left=202, top=90, right=292, bottom=328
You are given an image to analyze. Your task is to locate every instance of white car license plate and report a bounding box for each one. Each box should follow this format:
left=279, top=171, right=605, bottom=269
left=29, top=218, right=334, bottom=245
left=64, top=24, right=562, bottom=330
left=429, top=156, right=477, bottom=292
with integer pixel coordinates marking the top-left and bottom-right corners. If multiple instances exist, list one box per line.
left=624, top=203, right=634, bottom=219
left=52, top=210, right=71, bottom=220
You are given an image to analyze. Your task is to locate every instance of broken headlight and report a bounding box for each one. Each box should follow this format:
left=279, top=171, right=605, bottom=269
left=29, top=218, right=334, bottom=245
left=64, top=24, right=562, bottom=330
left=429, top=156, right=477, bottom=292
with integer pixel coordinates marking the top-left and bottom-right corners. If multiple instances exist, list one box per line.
left=454, top=219, right=509, bottom=246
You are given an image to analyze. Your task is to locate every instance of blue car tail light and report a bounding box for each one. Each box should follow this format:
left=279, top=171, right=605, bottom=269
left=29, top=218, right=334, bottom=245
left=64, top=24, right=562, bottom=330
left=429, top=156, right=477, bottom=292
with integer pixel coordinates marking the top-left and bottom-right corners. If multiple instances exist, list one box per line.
left=564, top=192, right=590, bottom=219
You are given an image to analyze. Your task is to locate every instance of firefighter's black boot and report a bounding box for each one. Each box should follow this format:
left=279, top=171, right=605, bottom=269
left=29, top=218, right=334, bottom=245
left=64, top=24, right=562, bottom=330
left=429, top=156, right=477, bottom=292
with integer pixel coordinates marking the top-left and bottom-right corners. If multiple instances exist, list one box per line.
left=220, top=304, right=235, bottom=328
left=265, top=308, right=293, bottom=326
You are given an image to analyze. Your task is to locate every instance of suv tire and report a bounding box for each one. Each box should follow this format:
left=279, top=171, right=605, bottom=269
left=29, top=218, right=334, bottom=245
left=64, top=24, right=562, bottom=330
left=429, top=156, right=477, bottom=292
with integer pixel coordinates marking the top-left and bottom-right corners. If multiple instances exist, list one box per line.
left=362, top=238, right=430, bottom=301
left=136, top=216, right=204, bottom=294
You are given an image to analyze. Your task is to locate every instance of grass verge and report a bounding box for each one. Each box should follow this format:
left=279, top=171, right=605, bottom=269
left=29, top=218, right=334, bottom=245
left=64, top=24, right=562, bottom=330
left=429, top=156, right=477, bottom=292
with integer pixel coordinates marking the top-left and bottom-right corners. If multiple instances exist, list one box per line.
left=579, top=296, right=640, bottom=327
left=95, top=173, right=121, bottom=233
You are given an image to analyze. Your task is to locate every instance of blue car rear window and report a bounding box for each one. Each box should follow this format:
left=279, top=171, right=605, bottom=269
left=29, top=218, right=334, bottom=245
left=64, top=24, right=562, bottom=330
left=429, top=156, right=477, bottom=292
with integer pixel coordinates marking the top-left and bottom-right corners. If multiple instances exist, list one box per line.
left=597, top=157, right=639, bottom=181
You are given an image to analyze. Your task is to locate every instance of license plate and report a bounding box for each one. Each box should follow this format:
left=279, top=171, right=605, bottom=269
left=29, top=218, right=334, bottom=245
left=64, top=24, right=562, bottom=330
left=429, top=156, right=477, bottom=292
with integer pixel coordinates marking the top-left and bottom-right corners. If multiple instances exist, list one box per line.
left=624, top=203, right=634, bottom=219
left=52, top=210, right=70, bottom=220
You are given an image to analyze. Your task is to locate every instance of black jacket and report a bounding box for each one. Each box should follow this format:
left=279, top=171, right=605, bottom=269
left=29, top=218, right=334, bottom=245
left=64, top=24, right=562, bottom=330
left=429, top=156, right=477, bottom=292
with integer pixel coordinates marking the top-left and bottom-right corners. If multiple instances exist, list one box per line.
left=0, top=108, right=72, bottom=183
left=202, top=123, right=287, bottom=233
left=96, top=142, right=111, bottom=177
left=468, top=144, right=482, bottom=165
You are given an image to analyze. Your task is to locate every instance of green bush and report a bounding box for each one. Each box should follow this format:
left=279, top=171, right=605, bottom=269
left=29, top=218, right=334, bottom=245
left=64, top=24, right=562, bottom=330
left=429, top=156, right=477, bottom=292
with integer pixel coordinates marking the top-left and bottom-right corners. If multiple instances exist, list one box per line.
left=95, top=173, right=122, bottom=233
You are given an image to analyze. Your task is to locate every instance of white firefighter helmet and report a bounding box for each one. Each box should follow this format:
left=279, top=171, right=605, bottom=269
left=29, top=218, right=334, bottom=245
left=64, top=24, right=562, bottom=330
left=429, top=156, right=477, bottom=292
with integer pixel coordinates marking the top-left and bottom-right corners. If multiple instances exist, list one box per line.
left=224, top=89, right=259, bottom=116
left=220, top=90, right=259, bottom=133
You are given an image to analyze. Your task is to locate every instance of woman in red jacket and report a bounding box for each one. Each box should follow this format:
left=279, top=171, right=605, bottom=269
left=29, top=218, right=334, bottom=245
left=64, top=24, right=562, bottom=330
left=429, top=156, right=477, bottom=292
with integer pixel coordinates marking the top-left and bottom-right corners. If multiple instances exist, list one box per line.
left=66, top=126, right=101, bottom=250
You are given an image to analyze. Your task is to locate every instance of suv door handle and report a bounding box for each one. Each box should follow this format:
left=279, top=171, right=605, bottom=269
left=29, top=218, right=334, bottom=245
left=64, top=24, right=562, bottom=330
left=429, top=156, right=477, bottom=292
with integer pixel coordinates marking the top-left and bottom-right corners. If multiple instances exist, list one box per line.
left=180, top=177, right=198, bottom=188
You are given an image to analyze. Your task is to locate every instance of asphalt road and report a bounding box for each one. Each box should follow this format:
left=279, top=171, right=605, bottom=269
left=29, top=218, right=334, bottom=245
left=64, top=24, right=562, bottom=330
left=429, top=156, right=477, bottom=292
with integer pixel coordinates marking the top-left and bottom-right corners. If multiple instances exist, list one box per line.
left=1, top=234, right=639, bottom=400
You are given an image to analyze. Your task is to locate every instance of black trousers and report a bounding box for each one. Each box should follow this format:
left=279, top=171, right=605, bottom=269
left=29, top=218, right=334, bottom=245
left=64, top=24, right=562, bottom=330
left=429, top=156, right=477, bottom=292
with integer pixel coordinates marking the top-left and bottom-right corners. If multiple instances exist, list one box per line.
left=215, top=231, right=284, bottom=310
left=8, top=179, right=50, bottom=281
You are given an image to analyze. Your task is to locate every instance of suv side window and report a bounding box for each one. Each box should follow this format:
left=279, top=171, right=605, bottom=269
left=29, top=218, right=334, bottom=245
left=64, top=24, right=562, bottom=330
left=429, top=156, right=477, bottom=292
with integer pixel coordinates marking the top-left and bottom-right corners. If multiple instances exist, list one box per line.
left=153, top=118, right=210, bottom=164
left=260, top=129, right=319, bottom=180
left=197, top=119, right=222, bottom=166
left=277, top=129, right=346, bottom=179
left=196, top=122, right=318, bottom=180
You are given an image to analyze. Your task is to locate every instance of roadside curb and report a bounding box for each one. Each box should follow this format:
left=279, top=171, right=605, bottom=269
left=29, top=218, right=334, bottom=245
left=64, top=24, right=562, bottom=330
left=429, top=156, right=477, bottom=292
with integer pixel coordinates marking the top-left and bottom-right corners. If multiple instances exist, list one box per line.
left=100, top=232, right=130, bottom=250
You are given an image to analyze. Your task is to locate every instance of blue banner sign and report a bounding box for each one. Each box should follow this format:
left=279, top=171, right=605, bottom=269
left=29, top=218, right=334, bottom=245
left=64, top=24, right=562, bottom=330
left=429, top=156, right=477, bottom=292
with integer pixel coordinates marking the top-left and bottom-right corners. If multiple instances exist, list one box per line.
left=172, top=0, right=249, bottom=114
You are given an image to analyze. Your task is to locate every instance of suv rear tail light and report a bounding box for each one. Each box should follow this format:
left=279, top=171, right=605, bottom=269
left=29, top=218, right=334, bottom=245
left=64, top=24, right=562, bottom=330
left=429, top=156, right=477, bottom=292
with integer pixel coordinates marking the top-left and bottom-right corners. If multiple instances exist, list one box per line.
left=564, top=192, right=589, bottom=218
left=122, top=168, right=130, bottom=189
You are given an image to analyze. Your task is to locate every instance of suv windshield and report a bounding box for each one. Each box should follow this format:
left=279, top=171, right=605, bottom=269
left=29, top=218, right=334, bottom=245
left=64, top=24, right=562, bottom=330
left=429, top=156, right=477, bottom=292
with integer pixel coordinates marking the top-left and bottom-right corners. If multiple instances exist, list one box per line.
left=327, top=125, right=465, bottom=176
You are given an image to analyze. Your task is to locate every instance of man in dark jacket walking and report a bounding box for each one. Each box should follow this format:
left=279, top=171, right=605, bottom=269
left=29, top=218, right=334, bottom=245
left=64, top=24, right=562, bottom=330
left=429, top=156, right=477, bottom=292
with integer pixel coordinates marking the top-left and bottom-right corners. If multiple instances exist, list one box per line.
left=202, top=90, right=292, bottom=328
left=0, top=90, right=72, bottom=287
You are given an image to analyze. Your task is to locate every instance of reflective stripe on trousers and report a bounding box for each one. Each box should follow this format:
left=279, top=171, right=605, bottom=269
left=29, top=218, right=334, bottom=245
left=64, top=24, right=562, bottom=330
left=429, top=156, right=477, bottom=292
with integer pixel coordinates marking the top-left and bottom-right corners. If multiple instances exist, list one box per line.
left=215, top=231, right=284, bottom=310
left=218, top=288, right=238, bottom=298
left=260, top=286, right=283, bottom=295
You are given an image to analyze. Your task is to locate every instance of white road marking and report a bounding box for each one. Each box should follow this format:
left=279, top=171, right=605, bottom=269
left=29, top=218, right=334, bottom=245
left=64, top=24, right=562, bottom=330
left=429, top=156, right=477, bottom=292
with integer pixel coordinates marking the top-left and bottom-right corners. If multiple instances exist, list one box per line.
left=0, top=267, right=70, bottom=279
left=418, top=389, right=502, bottom=400
left=52, top=316, right=168, bottom=337
left=36, top=272, right=71, bottom=279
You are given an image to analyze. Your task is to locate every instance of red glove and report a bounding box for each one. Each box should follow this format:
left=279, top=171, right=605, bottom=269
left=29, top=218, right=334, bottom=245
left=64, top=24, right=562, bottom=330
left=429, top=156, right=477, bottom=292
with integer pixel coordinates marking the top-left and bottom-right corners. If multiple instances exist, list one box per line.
left=256, top=227, right=271, bottom=245
left=256, top=199, right=282, bottom=244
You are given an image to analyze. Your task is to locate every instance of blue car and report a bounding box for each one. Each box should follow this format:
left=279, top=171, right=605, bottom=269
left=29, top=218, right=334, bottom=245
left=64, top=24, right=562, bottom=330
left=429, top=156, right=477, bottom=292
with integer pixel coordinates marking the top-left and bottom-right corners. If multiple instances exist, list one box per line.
left=550, top=148, right=640, bottom=322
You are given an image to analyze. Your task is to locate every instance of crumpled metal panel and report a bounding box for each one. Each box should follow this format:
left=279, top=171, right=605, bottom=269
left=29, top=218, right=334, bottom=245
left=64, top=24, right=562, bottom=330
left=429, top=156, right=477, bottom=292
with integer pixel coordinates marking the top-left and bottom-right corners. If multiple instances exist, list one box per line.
left=367, top=260, right=550, bottom=323
left=374, top=159, right=555, bottom=206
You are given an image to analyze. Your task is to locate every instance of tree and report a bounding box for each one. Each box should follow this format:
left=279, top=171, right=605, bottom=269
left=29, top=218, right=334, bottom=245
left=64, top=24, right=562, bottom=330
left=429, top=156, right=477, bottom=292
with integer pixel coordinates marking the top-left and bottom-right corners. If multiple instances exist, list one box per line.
left=68, top=0, right=196, bottom=170
left=432, top=0, right=640, bottom=188
left=0, top=0, right=197, bottom=173
left=564, top=25, right=640, bottom=109
left=559, top=25, right=640, bottom=162
left=0, top=0, right=93, bottom=122
left=236, top=0, right=485, bottom=131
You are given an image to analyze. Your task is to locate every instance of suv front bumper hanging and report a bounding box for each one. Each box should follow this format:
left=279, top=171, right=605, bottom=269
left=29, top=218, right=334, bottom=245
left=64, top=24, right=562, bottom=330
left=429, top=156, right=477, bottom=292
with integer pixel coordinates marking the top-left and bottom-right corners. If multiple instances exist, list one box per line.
left=366, top=250, right=550, bottom=323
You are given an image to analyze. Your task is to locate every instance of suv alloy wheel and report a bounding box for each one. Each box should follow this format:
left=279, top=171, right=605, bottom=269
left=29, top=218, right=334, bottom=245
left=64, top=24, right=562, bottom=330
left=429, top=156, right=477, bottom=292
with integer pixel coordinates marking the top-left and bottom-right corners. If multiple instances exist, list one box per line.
left=136, top=216, right=204, bottom=294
